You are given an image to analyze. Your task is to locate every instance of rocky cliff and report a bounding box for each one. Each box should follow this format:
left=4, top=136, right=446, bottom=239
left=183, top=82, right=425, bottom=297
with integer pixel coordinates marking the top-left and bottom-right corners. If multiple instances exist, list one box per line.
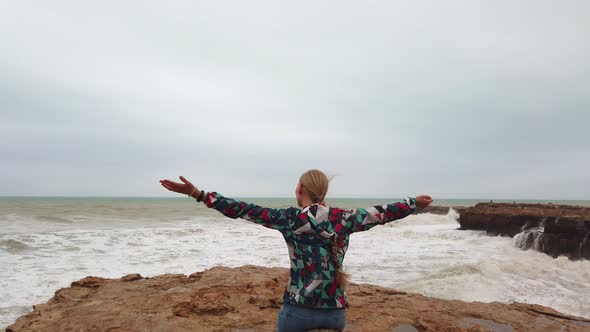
left=7, top=265, right=590, bottom=332
left=459, top=203, right=590, bottom=259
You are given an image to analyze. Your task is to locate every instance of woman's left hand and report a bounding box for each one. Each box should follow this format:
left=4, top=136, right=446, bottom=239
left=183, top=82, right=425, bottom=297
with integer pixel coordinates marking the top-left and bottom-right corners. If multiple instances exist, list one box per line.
left=415, top=195, right=433, bottom=209
left=159, top=176, right=199, bottom=197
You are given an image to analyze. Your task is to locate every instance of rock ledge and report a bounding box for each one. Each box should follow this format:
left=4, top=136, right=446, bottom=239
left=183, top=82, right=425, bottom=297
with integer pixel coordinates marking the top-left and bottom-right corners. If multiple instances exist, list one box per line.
left=459, top=203, right=590, bottom=259
left=7, top=265, right=590, bottom=332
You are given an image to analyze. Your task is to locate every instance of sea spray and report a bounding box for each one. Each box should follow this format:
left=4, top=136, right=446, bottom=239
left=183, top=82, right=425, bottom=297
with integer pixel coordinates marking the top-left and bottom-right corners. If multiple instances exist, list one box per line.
left=512, top=226, right=545, bottom=251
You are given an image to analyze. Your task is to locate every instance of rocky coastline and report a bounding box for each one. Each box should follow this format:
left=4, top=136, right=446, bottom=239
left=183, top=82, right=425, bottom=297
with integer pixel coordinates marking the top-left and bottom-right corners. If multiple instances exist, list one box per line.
left=7, top=265, right=590, bottom=332
left=459, top=203, right=590, bottom=259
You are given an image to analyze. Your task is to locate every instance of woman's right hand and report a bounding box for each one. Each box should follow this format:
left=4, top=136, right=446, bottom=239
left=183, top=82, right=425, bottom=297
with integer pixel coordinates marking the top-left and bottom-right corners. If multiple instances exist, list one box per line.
left=159, top=176, right=200, bottom=197
left=415, top=195, right=433, bottom=209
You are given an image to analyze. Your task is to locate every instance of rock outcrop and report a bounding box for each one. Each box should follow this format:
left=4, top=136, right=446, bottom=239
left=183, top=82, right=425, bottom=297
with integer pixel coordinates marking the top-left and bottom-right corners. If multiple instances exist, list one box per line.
left=7, top=266, right=590, bottom=332
left=459, top=203, right=590, bottom=259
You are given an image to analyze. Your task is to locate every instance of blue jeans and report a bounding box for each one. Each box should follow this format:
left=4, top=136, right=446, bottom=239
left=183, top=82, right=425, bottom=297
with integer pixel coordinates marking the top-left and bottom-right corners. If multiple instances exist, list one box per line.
left=276, top=303, right=346, bottom=332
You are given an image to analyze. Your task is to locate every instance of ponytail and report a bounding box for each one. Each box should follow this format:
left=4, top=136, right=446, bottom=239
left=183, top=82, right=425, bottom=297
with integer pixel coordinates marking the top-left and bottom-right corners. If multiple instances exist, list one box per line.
left=331, top=235, right=348, bottom=288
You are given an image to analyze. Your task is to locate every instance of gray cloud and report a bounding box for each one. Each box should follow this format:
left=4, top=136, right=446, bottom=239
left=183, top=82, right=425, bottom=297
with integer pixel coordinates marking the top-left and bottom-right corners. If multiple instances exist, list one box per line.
left=1, top=1, right=589, bottom=199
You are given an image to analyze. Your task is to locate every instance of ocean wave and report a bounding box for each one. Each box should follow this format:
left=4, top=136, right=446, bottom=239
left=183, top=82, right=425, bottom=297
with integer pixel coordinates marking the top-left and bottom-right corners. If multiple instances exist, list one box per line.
left=386, top=208, right=460, bottom=227
left=392, top=248, right=590, bottom=319
left=36, top=215, right=73, bottom=223
left=0, top=239, right=33, bottom=253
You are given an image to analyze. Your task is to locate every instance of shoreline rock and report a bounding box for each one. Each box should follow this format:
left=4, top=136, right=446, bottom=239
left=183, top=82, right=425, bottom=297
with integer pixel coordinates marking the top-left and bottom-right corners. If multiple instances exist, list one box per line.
left=459, top=203, right=590, bottom=259
left=7, top=265, right=590, bottom=332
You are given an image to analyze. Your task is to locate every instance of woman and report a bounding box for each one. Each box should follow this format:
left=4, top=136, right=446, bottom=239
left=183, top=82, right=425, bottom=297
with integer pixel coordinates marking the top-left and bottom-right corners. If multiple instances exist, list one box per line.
left=160, top=169, right=432, bottom=331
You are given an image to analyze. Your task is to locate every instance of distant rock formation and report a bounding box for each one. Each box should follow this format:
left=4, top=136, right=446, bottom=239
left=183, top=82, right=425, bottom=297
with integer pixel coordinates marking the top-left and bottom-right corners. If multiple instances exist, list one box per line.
left=459, top=203, right=590, bottom=259
left=7, top=266, right=590, bottom=332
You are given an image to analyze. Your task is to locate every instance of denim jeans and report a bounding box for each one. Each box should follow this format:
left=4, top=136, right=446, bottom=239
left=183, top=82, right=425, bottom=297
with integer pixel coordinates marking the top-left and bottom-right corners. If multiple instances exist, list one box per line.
left=276, top=303, right=346, bottom=332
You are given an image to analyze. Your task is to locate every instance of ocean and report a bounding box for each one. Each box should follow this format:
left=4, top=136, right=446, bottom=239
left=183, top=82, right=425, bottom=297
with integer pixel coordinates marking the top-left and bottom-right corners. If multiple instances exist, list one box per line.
left=1, top=197, right=589, bottom=328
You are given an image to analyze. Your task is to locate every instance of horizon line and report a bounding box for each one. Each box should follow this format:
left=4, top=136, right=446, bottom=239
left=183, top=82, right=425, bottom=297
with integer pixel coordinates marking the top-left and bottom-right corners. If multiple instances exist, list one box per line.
left=0, top=196, right=588, bottom=201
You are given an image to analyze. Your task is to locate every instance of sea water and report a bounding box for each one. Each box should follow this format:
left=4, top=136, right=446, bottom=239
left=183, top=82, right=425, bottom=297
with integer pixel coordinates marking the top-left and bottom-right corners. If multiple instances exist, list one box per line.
left=1, top=197, right=589, bottom=328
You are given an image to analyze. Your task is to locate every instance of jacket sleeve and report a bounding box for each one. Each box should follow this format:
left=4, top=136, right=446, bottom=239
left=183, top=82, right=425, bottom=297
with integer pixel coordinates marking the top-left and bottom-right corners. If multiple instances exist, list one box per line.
left=343, top=197, right=417, bottom=233
left=204, top=192, right=299, bottom=232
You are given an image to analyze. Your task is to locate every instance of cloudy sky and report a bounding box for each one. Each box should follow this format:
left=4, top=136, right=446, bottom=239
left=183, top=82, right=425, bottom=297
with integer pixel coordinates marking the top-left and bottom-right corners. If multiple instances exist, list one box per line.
left=1, top=1, right=589, bottom=199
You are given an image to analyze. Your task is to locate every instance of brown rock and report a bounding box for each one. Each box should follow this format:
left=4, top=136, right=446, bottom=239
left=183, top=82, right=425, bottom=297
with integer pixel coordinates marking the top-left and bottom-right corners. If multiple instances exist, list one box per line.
left=70, top=276, right=110, bottom=288
left=459, top=203, right=590, bottom=259
left=121, top=273, right=143, bottom=282
left=7, top=266, right=590, bottom=332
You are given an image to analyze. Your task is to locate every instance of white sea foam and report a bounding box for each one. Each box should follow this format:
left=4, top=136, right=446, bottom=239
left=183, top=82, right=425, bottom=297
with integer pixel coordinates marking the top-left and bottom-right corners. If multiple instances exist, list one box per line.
left=1, top=205, right=589, bottom=328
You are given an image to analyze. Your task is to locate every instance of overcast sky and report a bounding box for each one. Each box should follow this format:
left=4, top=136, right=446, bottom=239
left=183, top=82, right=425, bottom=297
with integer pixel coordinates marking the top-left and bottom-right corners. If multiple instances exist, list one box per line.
left=1, top=1, right=589, bottom=199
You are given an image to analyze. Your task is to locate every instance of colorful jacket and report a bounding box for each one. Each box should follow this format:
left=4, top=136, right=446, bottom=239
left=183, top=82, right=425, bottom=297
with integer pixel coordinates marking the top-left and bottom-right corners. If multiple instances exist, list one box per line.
left=204, top=192, right=417, bottom=309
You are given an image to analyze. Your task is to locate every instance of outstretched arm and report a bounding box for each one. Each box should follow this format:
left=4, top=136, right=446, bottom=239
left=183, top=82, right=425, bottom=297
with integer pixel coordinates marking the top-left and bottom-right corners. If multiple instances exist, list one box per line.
left=343, top=195, right=432, bottom=233
left=204, top=192, right=299, bottom=231
left=159, top=176, right=299, bottom=232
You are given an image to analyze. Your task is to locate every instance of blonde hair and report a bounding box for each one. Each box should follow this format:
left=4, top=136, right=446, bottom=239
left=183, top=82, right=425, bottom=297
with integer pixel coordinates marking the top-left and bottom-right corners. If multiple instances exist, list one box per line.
left=299, top=169, right=329, bottom=203
left=299, top=169, right=348, bottom=288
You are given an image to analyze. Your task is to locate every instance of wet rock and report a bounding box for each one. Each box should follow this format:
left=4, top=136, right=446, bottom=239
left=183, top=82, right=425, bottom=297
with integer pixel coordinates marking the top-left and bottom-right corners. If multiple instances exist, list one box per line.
left=391, top=324, right=419, bottom=332
left=458, top=318, right=514, bottom=332
left=459, top=203, right=590, bottom=259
